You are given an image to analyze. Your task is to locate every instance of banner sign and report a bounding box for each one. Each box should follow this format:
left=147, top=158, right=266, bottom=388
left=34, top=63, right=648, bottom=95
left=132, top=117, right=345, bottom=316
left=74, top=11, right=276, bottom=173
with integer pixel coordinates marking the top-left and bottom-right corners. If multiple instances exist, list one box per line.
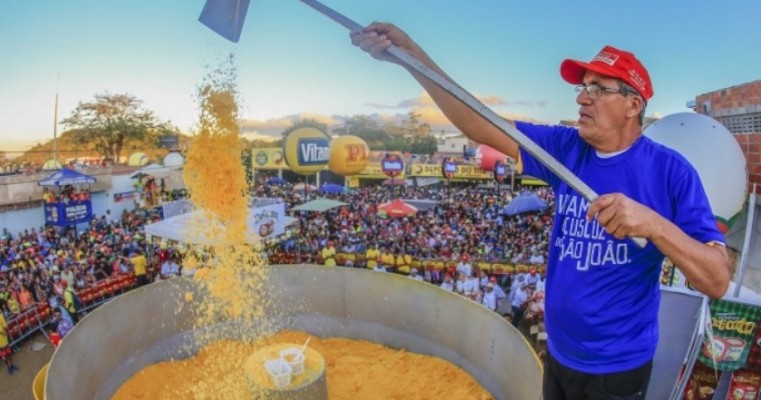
left=249, top=203, right=285, bottom=239
left=251, top=148, right=287, bottom=170
left=381, top=153, right=404, bottom=177
left=409, top=163, right=492, bottom=179
left=158, top=134, right=179, bottom=149
left=442, top=157, right=457, bottom=180
left=44, top=200, right=93, bottom=226
left=113, top=191, right=136, bottom=203
left=494, top=160, right=507, bottom=183
left=700, top=299, right=761, bottom=371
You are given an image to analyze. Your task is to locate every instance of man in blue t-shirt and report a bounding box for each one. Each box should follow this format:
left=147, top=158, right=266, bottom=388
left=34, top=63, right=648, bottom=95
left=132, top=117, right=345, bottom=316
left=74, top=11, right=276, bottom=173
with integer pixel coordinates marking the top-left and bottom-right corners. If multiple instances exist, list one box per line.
left=352, top=24, right=731, bottom=399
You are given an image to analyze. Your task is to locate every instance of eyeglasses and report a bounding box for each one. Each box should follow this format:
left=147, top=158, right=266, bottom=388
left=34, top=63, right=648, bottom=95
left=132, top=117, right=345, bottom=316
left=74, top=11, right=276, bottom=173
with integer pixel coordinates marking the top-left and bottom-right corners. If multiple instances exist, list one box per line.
left=574, top=83, right=635, bottom=100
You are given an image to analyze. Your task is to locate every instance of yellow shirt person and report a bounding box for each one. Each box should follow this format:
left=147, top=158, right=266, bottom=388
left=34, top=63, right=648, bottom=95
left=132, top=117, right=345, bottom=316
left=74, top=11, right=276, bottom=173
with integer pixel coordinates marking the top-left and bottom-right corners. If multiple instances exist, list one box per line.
left=131, top=254, right=147, bottom=276
left=396, top=254, right=412, bottom=274
left=381, top=251, right=395, bottom=270
left=0, top=313, right=9, bottom=349
left=322, top=242, right=337, bottom=267
left=366, top=247, right=380, bottom=269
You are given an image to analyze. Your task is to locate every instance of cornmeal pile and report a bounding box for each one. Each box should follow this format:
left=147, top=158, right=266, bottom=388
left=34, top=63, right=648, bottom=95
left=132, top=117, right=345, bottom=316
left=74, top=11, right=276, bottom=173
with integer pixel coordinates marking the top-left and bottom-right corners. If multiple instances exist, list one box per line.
left=112, top=330, right=493, bottom=400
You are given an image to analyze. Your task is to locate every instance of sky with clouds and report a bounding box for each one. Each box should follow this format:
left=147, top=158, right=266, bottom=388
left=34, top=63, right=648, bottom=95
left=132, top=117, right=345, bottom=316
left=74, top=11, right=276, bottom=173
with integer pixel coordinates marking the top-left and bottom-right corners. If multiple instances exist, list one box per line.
left=2, top=0, right=761, bottom=153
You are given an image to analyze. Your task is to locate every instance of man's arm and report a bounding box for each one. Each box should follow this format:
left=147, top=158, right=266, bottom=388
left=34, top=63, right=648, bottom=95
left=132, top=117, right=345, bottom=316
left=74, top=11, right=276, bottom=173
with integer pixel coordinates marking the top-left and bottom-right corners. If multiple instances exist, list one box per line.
left=587, top=193, right=730, bottom=298
left=351, top=23, right=519, bottom=160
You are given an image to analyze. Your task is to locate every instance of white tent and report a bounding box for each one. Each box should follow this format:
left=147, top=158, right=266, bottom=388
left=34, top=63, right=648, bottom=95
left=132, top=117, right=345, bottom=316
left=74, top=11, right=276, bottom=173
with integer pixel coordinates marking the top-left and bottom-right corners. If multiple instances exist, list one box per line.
left=144, top=203, right=296, bottom=245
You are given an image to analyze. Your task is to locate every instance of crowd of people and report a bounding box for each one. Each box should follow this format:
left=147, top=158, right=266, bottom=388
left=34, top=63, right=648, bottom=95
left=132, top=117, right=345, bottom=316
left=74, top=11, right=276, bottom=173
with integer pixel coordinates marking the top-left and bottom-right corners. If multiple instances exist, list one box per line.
left=0, top=180, right=553, bottom=376
left=42, top=186, right=91, bottom=204
left=266, top=183, right=552, bottom=323
left=0, top=206, right=171, bottom=374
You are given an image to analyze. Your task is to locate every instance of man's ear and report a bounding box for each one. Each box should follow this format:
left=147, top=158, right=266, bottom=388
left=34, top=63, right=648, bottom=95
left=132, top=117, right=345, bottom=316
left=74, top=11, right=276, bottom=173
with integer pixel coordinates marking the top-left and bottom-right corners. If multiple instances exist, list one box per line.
left=628, top=96, right=645, bottom=120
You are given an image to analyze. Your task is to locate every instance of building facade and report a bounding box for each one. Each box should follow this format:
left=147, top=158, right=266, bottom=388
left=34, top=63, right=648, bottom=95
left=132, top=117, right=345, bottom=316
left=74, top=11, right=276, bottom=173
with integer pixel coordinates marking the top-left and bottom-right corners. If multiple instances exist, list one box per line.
left=695, top=79, right=761, bottom=194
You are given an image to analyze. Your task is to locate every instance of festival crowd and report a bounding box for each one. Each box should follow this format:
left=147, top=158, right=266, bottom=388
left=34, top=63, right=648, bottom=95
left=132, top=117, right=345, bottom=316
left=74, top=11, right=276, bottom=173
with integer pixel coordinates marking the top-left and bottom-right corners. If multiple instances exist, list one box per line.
left=0, top=181, right=552, bottom=375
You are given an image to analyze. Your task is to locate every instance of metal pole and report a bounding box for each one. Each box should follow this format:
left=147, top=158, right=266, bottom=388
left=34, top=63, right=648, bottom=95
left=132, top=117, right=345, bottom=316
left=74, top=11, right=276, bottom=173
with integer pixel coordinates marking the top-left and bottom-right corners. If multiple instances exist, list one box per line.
left=668, top=296, right=710, bottom=400
left=53, top=92, right=59, bottom=164
left=298, top=0, right=647, bottom=248
left=733, top=184, right=757, bottom=297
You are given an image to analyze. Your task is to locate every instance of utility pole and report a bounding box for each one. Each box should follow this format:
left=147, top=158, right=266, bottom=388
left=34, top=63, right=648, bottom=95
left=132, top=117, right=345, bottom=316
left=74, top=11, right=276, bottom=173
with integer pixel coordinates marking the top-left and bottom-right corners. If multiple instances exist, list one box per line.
left=53, top=91, right=59, bottom=163
left=53, top=73, right=60, bottom=165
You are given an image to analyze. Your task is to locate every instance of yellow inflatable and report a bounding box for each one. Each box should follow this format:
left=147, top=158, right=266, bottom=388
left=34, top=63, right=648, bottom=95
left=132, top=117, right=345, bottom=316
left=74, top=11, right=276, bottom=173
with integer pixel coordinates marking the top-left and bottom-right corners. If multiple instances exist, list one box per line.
left=282, top=127, right=331, bottom=175
left=328, top=135, right=369, bottom=176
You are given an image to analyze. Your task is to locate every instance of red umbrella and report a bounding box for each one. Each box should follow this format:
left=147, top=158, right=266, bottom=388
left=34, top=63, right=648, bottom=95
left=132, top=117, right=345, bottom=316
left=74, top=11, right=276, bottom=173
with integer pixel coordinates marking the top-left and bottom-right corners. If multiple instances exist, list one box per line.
left=377, top=199, right=418, bottom=218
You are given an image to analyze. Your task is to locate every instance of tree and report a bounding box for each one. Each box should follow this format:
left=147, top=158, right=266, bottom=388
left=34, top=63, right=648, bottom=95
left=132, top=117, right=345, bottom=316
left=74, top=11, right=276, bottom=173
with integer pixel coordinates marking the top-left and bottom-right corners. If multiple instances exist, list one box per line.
left=333, top=115, right=390, bottom=147
left=62, top=93, right=164, bottom=163
left=281, top=118, right=329, bottom=137
left=409, top=136, right=438, bottom=155
left=385, top=111, right=432, bottom=138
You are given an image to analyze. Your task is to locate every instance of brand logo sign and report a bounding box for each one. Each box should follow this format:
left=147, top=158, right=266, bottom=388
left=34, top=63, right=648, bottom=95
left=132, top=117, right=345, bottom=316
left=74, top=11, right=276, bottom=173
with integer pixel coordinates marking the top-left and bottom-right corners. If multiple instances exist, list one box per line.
left=297, top=138, right=330, bottom=166
left=381, top=154, right=404, bottom=177
left=442, top=157, right=457, bottom=179
left=494, top=160, right=507, bottom=183
left=282, top=127, right=332, bottom=175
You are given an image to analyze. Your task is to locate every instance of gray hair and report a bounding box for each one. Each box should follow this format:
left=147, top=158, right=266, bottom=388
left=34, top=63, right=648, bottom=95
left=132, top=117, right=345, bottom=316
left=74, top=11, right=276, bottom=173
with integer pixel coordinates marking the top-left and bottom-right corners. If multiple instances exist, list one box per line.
left=619, top=81, right=647, bottom=126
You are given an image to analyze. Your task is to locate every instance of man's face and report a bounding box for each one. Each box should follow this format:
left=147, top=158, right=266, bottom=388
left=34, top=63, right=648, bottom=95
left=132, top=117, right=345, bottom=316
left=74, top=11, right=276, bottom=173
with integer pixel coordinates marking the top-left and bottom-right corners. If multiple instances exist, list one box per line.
left=576, top=71, right=634, bottom=148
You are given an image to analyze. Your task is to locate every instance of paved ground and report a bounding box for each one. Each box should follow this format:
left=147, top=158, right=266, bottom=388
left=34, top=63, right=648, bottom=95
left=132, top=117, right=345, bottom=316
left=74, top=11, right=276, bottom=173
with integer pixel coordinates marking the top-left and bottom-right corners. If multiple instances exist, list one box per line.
left=0, top=332, right=55, bottom=400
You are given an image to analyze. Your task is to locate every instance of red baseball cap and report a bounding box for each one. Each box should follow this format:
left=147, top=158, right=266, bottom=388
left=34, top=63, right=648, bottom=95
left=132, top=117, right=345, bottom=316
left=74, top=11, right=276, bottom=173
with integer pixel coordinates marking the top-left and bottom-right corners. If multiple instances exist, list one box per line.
left=560, top=45, right=653, bottom=100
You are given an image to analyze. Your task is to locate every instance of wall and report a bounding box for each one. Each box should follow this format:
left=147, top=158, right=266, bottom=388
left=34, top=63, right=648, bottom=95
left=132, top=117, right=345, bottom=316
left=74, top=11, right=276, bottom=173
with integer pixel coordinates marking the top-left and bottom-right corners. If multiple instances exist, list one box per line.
left=0, top=168, right=113, bottom=206
left=695, top=80, right=761, bottom=194
left=101, top=175, right=138, bottom=218
left=0, top=205, right=46, bottom=236
left=0, top=169, right=164, bottom=235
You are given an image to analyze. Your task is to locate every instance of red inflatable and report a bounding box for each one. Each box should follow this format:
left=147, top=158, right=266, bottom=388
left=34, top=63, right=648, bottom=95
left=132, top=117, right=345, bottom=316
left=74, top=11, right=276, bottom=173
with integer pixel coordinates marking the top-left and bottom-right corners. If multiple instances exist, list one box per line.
left=476, top=145, right=508, bottom=171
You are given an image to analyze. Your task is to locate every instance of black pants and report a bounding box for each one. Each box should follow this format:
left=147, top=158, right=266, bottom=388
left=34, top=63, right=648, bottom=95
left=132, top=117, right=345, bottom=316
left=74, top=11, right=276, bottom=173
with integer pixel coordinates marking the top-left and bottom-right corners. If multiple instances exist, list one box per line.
left=543, top=352, right=652, bottom=400
left=136, top=274, right=149, bottom=287
left=511, top=306, right=524, bottom=327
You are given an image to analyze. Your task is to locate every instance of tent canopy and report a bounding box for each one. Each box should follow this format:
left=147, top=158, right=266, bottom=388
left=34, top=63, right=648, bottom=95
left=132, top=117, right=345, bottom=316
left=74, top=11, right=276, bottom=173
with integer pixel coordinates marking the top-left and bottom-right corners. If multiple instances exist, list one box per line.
left=266, top=177, right=287, bottom=185
left=292, top=197, right=347, bottom=212
left=38, top=168, right=96, bottom=187
left=320, top=183, right=344, bottom=193
left=378, top=199, right=418, bottom=218
left=403, top=199, right=439, bottom=212
left=503, top=191, right=548, bottom=216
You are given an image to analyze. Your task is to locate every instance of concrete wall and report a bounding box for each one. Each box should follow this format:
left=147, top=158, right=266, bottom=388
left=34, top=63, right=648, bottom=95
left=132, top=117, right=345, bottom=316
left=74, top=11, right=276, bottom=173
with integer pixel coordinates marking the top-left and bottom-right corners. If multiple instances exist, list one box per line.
left=98, top=174, right=138, bottom=218
left=0, top=167, right=188, bottom=233
left=0, top=168, right=113, bottom=206
left=0, top=205, right=46, bottom=235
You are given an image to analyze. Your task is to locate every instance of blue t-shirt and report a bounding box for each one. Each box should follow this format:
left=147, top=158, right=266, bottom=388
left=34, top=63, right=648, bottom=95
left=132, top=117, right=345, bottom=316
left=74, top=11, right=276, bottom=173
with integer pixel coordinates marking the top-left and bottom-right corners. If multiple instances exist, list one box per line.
left=516, top=121, right=723, bottom=374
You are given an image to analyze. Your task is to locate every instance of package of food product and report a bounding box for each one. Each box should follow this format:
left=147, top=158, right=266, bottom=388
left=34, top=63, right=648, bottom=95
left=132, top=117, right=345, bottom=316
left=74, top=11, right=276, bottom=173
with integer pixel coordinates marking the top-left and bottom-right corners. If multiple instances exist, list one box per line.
left=684, top=362, right=719, bottom=400
left=725, top=369, right=761, bottom=400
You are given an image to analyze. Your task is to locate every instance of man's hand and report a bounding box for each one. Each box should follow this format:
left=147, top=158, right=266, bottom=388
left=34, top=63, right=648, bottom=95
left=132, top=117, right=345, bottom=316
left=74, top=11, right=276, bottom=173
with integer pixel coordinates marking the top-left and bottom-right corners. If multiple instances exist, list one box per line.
left=586, top=193, right=661, bottom=240
left=350, top=22, right=418, bottom=64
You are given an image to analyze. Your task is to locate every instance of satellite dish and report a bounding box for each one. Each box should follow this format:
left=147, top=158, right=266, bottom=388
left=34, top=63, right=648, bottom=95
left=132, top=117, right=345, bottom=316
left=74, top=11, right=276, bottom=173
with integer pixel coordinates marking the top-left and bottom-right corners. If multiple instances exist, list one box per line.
left=127, top=152, right=150, bottom=167
left=644, top=112, right=747, bottom=233
left=42, top=159, right=63, bottom=171
left=163, top=152, right=185, bottom=167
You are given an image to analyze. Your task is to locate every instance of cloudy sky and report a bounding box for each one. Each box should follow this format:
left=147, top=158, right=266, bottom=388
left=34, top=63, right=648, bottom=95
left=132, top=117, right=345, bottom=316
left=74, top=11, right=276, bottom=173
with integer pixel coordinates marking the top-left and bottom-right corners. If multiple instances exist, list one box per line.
left=2, top=0, right=760, bottom=153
